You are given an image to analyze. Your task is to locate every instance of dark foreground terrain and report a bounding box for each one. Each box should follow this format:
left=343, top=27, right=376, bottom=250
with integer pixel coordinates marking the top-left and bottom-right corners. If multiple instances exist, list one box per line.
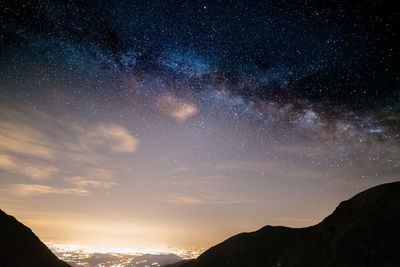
left=1, top=181, right=399, bottom=267
left=0, top=209, right=70, bottom=267
left=171, top=182, right=400, bottom=267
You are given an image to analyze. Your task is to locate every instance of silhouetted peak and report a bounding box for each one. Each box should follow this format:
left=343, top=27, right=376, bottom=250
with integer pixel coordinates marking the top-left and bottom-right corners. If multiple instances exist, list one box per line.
left=177, top=182, right=400, bottom=267
left=0, top=209, right=70, bottom=267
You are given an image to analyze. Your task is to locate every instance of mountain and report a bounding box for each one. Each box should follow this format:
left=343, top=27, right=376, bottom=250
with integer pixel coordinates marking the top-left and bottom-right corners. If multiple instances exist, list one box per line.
left=55, top=251, right=182, bottom=267
left=175, top=181, right=400, bottom=267
left=133, top=253, right=183, bottom=267
left=165, top=259, right=192, bottom=267
left=0, top=209, right=70, bottom=267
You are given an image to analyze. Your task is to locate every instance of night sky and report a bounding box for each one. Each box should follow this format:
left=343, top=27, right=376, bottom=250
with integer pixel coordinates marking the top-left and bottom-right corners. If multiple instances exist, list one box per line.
left=0, top=0, right=399, bottom=250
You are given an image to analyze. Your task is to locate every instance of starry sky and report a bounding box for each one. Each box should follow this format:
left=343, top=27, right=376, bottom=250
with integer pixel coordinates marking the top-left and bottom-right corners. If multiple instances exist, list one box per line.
left=0, top=0, right=399, bottom=250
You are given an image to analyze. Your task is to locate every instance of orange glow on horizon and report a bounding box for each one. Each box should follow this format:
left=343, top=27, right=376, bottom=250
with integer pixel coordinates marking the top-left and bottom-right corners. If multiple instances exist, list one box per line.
left=45, top=241, right=204, bottom=259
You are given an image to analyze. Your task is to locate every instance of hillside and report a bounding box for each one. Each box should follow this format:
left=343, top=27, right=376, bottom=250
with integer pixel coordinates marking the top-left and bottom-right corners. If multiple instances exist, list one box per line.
left=0, top=209, right=70, bottom=267
left=176, top=182, right=400, bottom=267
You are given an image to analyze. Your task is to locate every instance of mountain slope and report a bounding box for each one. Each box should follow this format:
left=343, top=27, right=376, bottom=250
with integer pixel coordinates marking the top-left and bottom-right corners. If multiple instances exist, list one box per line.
left=178, top=182, right=400, bottom=267
left=0, top=209, right=70, bottom=267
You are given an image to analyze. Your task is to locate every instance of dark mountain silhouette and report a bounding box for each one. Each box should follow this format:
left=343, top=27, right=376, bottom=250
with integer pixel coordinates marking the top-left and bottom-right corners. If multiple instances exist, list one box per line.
left=173, top=182, right=400, bottom=267
left=0, top=209, right=70, bottom=267
left=133, top=253, right=182, bottom=267
left=165, top=259, right=192, bottom=267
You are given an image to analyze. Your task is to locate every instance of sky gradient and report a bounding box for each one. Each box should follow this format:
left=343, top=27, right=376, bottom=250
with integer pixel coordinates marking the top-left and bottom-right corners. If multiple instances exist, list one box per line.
left=0, top=0, right=399, bottom=251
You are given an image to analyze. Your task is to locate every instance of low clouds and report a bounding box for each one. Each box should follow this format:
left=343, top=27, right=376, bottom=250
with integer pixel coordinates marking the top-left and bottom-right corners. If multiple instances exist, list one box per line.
left=68, top=176, right=115, bottom=189
left=8, top=184, right=90, bottom=197
left=0, top=104, right=137, bottom=198
left=166, top=192, right=254, bottom=206
left=157, top=94, right=198, bottom=122
left=167, top=194, right=205, bottom=205
left=8, top=173, right=117, bottom=197
left=0, top=120, right=54, bottom=158
left=85, top=123, right=138, bottom=153
left=4, top=167, right=118, bottom=198
left=0, top=154, right=58, bottom=180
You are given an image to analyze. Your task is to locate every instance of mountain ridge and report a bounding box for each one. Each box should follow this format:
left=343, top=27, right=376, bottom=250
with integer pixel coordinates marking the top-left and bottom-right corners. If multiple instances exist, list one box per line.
left=0, top=209, right=70, bottom=267
left=172, top=181, right=400, bottom=267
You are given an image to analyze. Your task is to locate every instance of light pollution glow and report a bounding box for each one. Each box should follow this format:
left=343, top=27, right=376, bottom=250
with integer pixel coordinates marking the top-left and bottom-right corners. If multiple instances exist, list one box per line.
left=0, top=0, right=399, bottom=258
left=1, top=94, right=398, bottom=251
left=45, top=242, right=203, bottom=259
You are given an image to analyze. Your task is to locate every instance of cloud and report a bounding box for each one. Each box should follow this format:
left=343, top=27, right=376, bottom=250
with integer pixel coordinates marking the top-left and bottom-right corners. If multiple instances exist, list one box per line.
left=8, top=184, right=90, bottom=197
left=0, top=104, right=138, bottom=164
left=86, top=123, right=138, bottom=153
left=0, top=154, right=58, bottom=180
left=7, top=172, right=117, bottom=197
left=167, top=194, right=205, bottom=205
left=0, top=121, right=54, bottom=158
left=157, top=94, right=198, bottom=122
left=0, top=104, right=135, bottom=197
left=70, top=123, right=138, bottom=154
left=166, top=192, right=253, bottom=206
left=67, top=175, right=116, bottom=189
left=169, top=166, right=190, bottom=174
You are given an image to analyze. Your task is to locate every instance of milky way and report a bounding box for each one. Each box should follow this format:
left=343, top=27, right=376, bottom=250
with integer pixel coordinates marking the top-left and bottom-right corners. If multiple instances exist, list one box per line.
left=0, top=0, right=399, bottom=249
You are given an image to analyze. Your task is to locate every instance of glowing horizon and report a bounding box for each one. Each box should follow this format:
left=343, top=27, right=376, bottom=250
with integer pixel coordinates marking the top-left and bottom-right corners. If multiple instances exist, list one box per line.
left=1, top=0, right=399, bottom=259
left=45, top=241, right=204, bottom=259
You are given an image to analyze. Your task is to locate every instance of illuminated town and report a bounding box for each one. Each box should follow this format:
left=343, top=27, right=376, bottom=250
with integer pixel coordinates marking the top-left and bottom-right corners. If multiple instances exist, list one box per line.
left=46, top=242, right=203, bottom=267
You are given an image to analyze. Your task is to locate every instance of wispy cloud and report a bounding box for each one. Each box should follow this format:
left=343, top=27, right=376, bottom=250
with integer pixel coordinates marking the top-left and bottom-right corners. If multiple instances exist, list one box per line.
left=83, top=123, right=138, bottom=153
left=0, top=121, right=54, bottom=158
left=0, top=154, right=58, bottom=180
left=0, top=104, right=135, bottom=197
left=156, top=94, right=197, bottom=122
left=166, top=192, right=254, bottom=206
left=67, top=175, right=116, bottom=189
left=8, top=184, right=90, bottom=197
left=7, top=171, right=117, bottom=197
left=167, top=194, right=205, bottom=205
